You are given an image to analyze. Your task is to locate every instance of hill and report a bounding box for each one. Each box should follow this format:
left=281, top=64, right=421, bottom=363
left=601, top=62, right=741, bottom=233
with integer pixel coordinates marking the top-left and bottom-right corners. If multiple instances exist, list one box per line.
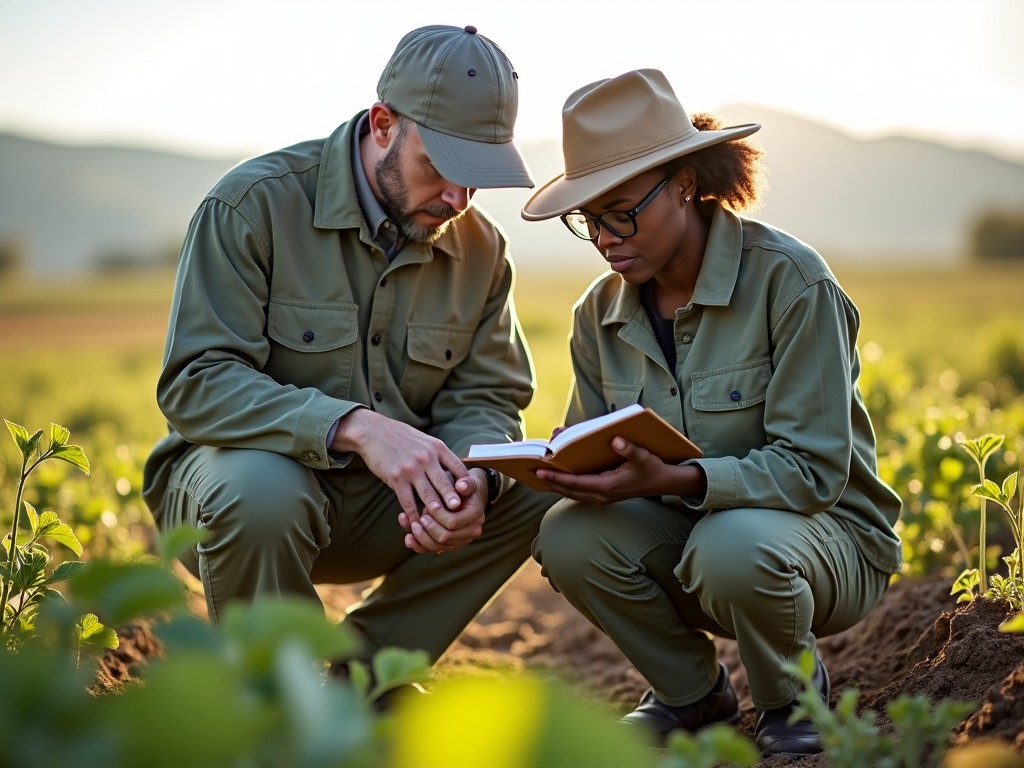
left=2, top=108, right=1024, bottom=276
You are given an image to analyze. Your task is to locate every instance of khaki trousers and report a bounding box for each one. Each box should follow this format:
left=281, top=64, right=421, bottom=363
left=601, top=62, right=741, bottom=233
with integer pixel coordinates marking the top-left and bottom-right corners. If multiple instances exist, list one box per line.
left=532, top=496, right=890, bottom=710
left=156, top=444, right=558, bottom=663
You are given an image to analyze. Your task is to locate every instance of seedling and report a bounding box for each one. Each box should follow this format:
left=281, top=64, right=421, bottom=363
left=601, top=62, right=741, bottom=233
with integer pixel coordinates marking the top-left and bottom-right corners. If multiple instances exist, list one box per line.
left=0, top=420, right=116, bottom=659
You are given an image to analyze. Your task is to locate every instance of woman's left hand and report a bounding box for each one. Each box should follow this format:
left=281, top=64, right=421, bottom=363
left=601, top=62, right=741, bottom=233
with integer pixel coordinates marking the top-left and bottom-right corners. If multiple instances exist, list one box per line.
left=534, top=437, right=678, bottom=505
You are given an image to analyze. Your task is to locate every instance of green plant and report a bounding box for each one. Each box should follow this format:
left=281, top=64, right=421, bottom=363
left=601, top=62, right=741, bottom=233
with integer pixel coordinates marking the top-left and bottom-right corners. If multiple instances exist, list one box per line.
left=956, top=434, right=1004, bottom=593
left=951, top=434, right=1023, bottom=610
left=784, top=650, right=974, bottom=768
left=0, top=420, right=116, bottom=658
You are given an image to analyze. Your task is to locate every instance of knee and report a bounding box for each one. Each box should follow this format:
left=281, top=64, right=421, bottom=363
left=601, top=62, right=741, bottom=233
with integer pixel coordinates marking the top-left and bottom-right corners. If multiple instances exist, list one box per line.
left=533, top=500, right=605, bottom=585
left=678, top=511, right=781, bottom=601
left=197, top=450, right=325, bottom=547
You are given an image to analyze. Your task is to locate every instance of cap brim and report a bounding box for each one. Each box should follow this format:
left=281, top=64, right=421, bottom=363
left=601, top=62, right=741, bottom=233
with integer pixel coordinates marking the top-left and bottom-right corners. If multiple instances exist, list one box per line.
left=522, top=123, right=760, bottom=220
left=419, top=125, right=535, bottom=189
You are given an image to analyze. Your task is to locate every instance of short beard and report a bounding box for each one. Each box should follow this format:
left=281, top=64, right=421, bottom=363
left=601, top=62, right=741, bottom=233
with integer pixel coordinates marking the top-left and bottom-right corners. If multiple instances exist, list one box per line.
left=375, top=119, right=461, bottom=244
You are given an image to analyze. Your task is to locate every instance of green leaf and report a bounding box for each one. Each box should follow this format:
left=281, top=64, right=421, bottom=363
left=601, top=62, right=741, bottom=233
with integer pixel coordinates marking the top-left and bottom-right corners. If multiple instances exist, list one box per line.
left=971, top=480, right=1007, bottom=506
left=48, top=560, right=91, bottom=585
left=371, top=646, right=431, bottom=694
left=959, top=433, right=1004, bottom=463
left=69, top=560, right=188, bottom=626
left=50, top=443, right=91, bottom=475
left=37, top=519, right=83, bottom=557
left=220, top=598, right=361, bottom=675
left=1002, top=471, right=1018, bottom=504
left=156, top=524, right=208, bottom=565
left=48, top=422, right=70, bottom=448
left=5, top=418, right=30, bottom=447
left=23, top=499, right=39, bottom=534
left=77, top=612, right=119, bottom=651
left=999, top=612, right=1024, bottom=633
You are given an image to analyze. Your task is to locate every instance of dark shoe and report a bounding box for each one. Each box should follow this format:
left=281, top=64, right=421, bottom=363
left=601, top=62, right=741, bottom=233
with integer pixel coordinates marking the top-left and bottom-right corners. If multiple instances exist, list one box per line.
left=754, top=654, right=831, bottom=756
left=327, top=660, right=428, bottom=713
left=619, top=663, right=741, bottom=745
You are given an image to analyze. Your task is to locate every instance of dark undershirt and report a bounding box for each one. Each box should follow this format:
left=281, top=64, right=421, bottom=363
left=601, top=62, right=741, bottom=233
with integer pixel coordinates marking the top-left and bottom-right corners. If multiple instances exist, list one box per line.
left=640, top=280, right=677, bottom=372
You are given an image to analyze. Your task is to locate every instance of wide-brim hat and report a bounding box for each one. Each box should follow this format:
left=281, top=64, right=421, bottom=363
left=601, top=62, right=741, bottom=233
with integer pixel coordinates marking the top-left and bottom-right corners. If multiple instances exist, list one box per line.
left=378, top=25, right=534, bottom=190
left=522, top=68, right=759, bottom=219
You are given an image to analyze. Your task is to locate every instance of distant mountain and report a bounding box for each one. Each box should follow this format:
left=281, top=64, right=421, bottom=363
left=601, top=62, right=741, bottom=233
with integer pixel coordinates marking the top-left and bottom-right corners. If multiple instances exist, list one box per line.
left=2, top=109, right=1023, bottom=276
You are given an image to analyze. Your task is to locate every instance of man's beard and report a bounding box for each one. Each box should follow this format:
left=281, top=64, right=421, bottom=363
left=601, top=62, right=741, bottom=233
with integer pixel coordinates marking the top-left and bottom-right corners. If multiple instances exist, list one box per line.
left=375, top=148, right=462, bottom=244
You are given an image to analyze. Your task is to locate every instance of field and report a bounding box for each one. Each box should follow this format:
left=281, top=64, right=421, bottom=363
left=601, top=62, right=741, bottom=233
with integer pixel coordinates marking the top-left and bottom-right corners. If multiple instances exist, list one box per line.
left=1, top=262, right=1023, bottom=765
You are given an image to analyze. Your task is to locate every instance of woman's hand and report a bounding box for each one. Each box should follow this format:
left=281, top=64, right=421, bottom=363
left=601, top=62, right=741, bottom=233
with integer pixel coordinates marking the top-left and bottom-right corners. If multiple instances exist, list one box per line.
left=535, top=437, right=705, bottom=505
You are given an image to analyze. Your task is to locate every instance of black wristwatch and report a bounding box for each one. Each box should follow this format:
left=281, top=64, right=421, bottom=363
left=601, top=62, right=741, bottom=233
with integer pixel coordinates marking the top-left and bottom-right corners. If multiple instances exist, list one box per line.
left=483, top=468, right=501, bottom=506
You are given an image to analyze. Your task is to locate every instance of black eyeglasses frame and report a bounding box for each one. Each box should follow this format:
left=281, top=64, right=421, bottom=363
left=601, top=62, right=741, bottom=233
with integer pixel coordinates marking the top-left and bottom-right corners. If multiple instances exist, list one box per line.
left=559, top=175, right=673, bottom=241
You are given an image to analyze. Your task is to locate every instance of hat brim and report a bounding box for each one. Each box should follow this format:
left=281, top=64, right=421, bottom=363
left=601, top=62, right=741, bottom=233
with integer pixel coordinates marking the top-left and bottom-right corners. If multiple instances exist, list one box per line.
left=521, top=123, right=760, bottom=220
left=418, top=125, right=535, bottom=189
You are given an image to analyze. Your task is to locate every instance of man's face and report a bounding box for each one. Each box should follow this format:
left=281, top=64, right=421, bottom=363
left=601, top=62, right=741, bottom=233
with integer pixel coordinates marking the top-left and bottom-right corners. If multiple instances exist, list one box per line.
left=375, top=119, right=476, bottom=244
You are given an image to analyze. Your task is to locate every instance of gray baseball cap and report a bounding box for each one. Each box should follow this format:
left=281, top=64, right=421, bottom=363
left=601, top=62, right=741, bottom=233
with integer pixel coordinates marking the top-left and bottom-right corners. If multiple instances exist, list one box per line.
left=377, top=25, right=534, bottom=189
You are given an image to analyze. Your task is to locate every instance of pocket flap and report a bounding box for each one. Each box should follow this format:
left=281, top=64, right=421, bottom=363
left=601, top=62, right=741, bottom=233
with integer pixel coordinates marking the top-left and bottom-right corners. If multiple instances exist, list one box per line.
left=268, top=298, right=358, bottom=352
left=406, top=323, right=475, bottom=370
left=691, top=358, right=771, bottom=411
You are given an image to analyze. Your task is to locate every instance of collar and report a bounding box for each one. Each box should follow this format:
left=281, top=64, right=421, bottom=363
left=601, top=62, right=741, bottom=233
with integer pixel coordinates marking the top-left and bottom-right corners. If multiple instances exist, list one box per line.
left=313, top=110, right=462, bottom=261
left=602, top=203, right=744, bottom=326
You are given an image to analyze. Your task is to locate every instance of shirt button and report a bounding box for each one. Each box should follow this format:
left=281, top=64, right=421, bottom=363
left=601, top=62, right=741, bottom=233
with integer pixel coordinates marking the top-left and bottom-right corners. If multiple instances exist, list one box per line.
left=681, top=334, right=693, bottom=344
left=371, top=334, right=382, bottom=345
left=730, top=390, right=742, bottom=401
left=374, top=392, right=382, bottom=402
left=302, top=330, right=315, bottom=343
left=670, top=387, right=678, bottom=396
left=380, top=277, right=388, bottom=287
left=445, top=349, right=453, bottom=360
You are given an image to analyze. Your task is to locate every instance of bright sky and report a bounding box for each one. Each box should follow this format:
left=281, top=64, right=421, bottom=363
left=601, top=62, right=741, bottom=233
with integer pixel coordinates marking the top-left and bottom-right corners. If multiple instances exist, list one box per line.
left=2, top=0, right=1022, bottom=163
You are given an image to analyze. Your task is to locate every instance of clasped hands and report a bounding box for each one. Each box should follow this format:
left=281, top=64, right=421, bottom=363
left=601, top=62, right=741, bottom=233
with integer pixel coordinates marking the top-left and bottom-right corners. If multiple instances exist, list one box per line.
left=331, top=408, right=489, bottom=554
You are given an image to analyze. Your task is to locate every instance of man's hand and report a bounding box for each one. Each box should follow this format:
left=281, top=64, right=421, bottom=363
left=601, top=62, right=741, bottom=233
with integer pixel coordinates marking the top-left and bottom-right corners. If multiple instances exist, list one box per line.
left=331, top=407, right=465, bottom=512
left=397, top=469, right=489, bottom=554
left=330, top=408, right=487, bottom=553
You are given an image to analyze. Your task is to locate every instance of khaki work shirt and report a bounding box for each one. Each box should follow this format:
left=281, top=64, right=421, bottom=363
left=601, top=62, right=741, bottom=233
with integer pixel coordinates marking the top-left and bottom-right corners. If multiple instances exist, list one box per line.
left=143, top=112, right=535, bottom=513
left=566, top=203, right=903, bottom=574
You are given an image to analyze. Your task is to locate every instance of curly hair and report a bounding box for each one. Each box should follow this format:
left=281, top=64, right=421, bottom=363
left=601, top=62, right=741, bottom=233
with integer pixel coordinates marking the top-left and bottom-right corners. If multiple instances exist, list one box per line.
left=664, top=113, right=768, bottom=212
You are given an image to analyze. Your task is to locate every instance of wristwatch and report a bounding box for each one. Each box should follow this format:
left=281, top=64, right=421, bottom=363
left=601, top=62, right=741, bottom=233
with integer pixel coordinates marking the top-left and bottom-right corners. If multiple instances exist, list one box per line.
left=483, top=467, right=501, bottom=506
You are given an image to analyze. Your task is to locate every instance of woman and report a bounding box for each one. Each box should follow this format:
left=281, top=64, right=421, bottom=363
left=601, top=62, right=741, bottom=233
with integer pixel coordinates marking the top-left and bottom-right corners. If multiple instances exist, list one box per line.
left=521, top=69, right=902, bottom=756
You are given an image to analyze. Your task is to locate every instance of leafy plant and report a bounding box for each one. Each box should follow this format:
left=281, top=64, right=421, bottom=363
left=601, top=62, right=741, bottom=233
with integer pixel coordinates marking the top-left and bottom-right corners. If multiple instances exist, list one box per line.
left=951, top=434, right=1023, bottom=611
left=784, top=650, right=974, bottom=768
left=0, top=420, right=116, bottom=658
left=956, top=434, right=1004, bottom=593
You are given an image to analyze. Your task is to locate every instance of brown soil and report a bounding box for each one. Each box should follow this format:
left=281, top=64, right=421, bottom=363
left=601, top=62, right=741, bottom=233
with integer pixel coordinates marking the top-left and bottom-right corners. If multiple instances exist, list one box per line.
left=94, top=562, right=1024, bottom=765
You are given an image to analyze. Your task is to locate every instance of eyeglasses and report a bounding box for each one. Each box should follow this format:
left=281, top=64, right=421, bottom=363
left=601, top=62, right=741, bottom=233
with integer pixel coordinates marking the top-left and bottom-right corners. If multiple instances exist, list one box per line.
left=560, top=175, right=672, bottom=241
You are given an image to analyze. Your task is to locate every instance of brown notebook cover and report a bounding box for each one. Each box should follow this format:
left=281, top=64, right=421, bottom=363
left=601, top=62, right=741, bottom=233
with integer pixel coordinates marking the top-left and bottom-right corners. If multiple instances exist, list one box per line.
left=463, top=404, right=702, bottom=491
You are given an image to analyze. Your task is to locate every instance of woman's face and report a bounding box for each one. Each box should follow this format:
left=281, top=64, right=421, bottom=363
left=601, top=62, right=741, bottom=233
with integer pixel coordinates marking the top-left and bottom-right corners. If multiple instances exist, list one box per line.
left=579, top=169, right=688, bottom=284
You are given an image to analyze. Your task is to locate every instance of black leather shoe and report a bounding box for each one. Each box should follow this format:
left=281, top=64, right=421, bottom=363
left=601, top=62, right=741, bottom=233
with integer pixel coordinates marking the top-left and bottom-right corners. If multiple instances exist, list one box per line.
left=619, top=663, right=741, bottom=745
left=327, top=660, right=428, bottom=713
left=754, top=654, right=831, bottom=756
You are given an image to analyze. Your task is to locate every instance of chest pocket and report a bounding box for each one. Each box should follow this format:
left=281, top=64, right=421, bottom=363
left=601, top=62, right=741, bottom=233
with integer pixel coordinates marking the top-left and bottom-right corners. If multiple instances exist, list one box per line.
left=601, top=383, right=643, bottom=413
left=401, top=322, right=476, bottom=413
left=689, top=357, right=771, bottom=457
left=266, top=298, right=359, bottom=395
left=268, top=298, right=358, bottom=352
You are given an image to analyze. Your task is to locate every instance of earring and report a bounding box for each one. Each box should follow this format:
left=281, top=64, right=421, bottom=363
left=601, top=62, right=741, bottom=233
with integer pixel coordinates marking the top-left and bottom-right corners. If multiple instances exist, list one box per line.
left=684, top=195, right=691, bottom=203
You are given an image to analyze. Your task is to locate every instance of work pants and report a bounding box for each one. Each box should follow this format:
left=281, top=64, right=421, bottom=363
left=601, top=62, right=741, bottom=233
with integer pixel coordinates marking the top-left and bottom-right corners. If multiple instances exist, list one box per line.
left=156, top=444, right=558, bottom=663
left=532, top=497, right=890, bottom=710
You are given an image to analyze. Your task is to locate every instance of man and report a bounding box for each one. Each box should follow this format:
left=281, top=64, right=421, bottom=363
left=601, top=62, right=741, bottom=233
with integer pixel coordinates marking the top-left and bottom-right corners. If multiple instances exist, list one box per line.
left=142, top=25, right=557, bottom=685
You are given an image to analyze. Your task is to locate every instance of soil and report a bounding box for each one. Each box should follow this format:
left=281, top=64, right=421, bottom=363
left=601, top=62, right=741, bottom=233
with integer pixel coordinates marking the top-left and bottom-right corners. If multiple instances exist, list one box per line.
left=94, top=562, right=1024, bottom=766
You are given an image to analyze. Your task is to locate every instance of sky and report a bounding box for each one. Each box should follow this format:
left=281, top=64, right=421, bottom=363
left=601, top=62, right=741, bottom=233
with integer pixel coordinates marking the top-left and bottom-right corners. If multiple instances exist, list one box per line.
left=2, top=0, right=1023, bottom=164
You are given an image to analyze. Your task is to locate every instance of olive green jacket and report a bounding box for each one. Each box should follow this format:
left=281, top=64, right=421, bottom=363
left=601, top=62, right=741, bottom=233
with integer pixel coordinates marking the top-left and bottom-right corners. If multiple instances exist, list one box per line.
left=566, top=204, right=903, bottom=574
left=143, top=113, right=535, bottom=513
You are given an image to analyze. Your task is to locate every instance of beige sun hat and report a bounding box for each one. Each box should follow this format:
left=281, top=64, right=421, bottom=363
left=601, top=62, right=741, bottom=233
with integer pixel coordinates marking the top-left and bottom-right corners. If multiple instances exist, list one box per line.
left=521, top=68, right=760, bottom=220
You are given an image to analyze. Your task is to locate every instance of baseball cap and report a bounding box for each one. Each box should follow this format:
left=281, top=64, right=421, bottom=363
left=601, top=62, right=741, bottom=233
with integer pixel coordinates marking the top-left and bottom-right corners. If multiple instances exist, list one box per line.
left=377, top=25, right=534, bottom=189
